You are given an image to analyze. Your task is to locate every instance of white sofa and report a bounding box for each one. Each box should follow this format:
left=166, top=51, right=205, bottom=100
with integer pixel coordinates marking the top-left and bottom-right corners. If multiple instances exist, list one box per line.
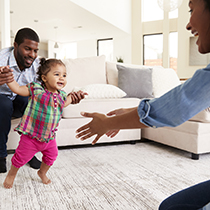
left=7, top=55, right=210, bottom=159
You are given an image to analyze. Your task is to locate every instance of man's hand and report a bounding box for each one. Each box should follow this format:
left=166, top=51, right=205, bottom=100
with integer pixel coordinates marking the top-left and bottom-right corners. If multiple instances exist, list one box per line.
left=76, top=112, right=109, bottom=145
left=0, top=66, right=14, bottom=86
left=69, top=90, right=88, bottom=104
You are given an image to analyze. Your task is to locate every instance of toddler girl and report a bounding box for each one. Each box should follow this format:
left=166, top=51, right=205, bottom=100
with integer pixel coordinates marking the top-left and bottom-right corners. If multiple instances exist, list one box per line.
left=3, top=58, right=84, bottom=188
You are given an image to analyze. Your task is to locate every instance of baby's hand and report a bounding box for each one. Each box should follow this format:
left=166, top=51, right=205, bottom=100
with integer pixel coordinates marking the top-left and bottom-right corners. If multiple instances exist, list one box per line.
left=70, top=90, right=88, bottom=104
left=0, top=66, right=14, bottom=85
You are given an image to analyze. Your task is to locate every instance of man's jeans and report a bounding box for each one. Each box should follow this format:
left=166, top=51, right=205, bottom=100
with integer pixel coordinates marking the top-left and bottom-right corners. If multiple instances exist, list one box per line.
left=0, top=94, right=28, bottom=157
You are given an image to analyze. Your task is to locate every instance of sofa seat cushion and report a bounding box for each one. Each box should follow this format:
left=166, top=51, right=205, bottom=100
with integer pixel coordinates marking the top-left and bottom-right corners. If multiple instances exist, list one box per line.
left=63, top=98, right=141, bottom=118
left=141, top=120, right=210, bottom=154
left=166, top=120, right=210, bottom=135
left=189, top=108, right=210, bottom=123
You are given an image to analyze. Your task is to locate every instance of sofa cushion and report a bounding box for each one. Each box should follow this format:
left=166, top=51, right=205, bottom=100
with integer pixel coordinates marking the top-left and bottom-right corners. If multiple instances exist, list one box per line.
left=189, top=108, right=210, bottom=123
left=72, top=84, right=126, bottom=99
left=106, top=61, right=149, bottom=87
left=152, top=66, right=181, bottom=98
left=117, top=65, right=153, bottom=99
left=106, top=62, right=180, bottom=98
left=63, top=98, right=141, bottom=118
left=62, top=55, right=106, bottom=93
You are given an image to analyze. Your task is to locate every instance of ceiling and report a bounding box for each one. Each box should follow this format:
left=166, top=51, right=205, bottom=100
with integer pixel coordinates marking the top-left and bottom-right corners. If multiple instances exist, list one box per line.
left=8, top=0, right=126, bottom=44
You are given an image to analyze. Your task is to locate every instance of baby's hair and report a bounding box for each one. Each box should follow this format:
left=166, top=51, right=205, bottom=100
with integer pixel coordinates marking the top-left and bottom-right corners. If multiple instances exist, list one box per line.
left=37, top=58, right=66, bottom=83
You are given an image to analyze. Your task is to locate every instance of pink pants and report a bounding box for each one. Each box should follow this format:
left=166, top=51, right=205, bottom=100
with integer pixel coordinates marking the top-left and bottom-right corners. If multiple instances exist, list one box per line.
left=12, top=134, right=58, bottom=168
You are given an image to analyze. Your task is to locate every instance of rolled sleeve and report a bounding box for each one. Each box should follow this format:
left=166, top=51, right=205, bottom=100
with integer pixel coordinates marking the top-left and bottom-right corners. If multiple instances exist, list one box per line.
left=137, top=99, right=153, bottom=127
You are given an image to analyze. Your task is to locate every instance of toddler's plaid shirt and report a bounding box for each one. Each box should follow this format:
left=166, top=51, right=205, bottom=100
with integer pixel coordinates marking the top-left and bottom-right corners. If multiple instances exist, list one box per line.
left=15, top=82, right=67, bottom=142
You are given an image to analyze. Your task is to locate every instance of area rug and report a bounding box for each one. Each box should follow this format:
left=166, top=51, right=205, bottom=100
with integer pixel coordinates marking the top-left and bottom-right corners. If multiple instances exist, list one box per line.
left=1, top=141, right=210, bottom=210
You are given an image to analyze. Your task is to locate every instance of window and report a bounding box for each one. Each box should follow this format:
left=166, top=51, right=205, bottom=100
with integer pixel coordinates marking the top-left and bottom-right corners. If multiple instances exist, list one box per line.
left=169, top=32, right=178, bottom=72
left=143, top=34, right=163, bottom=66
left=97, top=38, right=113, bottom=61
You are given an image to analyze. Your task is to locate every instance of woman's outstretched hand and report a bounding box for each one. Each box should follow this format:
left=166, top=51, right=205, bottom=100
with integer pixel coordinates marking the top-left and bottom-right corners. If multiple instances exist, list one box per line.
left=105, top=108, right=126, bottom=138
left=76, top=112, right=109, bottom=145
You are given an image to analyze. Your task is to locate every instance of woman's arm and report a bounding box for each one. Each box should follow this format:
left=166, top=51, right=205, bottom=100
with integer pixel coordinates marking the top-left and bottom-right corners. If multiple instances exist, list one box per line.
left=106, top=107, right=137, bottom=138
left=76, top=107, right=147, bottom=145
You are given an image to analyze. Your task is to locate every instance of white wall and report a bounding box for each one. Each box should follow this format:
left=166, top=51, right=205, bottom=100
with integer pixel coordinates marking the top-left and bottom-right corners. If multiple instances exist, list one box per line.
left=76, top=36, right=132, bottom=63
left=77, top=40, right=97, bottom=58
left=70, top=0, right=131, bottom=34
left=113, top=35, right=132, bottom=63
left=47, top=0, right=204, bottom=79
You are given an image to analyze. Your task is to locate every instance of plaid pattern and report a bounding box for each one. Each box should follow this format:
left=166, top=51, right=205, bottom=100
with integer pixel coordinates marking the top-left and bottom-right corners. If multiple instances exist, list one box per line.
left=0, top=47, right=40, bottom=100
left=15, top=82, right=67, bottom=143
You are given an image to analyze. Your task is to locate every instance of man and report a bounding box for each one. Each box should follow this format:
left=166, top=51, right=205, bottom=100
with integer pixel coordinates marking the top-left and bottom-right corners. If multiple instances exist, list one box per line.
left=0, top=27, right=85, bottom=173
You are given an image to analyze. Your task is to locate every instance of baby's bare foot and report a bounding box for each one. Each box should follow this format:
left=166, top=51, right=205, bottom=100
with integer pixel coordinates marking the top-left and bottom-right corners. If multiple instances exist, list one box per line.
left=3, top=174, right=15, bottom=189
left=37, top=170, right=51, bottom=184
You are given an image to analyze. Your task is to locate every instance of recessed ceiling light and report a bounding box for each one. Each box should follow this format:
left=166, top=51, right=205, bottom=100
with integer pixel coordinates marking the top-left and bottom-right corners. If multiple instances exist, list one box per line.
left=73, top=26, right=83, bottom=29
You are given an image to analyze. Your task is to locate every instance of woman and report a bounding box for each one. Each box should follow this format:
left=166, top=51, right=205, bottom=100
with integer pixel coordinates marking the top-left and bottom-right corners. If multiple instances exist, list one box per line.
left=76, top=0, right=210, bottom=209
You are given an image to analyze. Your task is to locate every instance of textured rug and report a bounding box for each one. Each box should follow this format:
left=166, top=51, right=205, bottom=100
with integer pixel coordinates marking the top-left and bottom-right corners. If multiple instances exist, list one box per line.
left=1, top=141, right=210, bottom=210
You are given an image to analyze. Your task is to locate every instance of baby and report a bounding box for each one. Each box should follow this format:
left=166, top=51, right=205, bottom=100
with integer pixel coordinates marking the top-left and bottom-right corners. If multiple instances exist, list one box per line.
left=3, top=58, right=86, bottom=188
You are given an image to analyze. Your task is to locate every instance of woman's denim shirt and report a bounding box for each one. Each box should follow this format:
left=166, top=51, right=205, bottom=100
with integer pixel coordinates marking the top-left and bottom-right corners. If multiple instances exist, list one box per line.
left=138, top=63, right=210, bottom=128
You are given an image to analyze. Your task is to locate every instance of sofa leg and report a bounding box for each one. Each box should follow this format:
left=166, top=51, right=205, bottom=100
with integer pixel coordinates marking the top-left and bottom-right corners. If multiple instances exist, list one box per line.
left=130, top=140, right=136, bottom=145
left=191, top=153, right=199, bottom=160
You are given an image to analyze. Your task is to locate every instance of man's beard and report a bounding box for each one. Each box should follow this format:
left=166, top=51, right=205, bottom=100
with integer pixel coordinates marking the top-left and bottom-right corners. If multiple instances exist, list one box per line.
left=16, top=52, right=34, bottom=70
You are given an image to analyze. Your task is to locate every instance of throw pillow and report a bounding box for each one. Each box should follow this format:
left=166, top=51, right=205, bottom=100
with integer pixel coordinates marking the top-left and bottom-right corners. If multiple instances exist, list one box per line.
left=62, top=55, right=106, bottom=93
left=117, top=65, right=153, bottom=98
left=72, top=84, right=126, bottom=99
left=152, top=66, right=181, bottom=98
left=106, top=61, right=151, bottom=87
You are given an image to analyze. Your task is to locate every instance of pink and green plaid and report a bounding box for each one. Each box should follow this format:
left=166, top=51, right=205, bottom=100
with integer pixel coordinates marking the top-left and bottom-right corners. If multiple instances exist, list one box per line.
left=15, top=82, right=67, bottom=143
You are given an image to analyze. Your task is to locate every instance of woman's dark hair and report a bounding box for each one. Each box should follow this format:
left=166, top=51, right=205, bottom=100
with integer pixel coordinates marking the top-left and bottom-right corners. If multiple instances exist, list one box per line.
left=37, top=58, right=65, bottom=83
left=204, top=0, right=210, bottom=11
left=14, top=28, right=40, bottom=45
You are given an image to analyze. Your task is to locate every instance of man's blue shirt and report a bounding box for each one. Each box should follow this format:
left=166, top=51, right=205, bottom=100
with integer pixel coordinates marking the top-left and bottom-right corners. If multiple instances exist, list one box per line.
left=0, top=47, right=40, bottom=100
